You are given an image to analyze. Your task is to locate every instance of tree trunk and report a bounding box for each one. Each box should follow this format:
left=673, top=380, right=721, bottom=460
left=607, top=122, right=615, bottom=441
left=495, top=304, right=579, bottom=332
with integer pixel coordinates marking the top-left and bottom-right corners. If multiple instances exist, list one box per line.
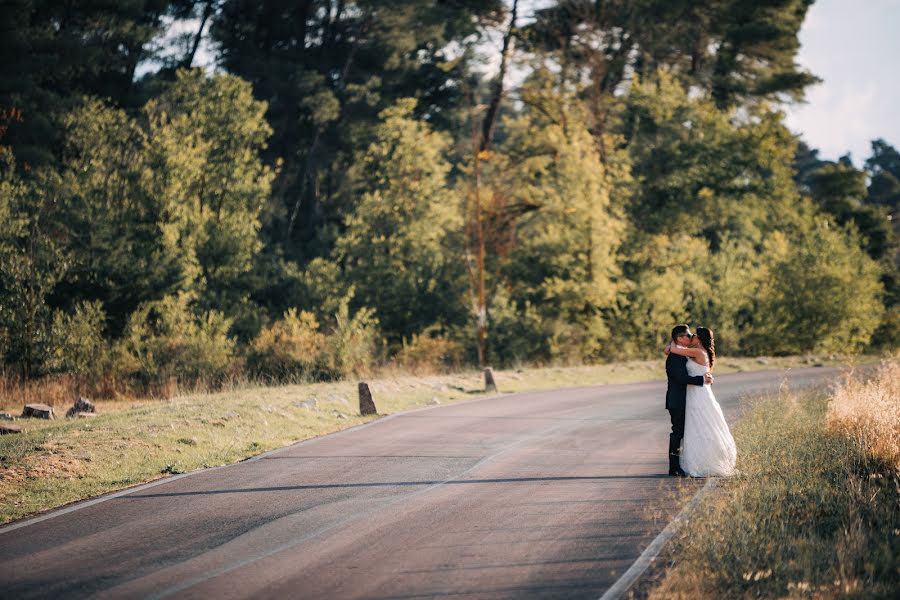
left=479, top=0, right=518, bottom=152
left=183, top=1, right=215, bottom=69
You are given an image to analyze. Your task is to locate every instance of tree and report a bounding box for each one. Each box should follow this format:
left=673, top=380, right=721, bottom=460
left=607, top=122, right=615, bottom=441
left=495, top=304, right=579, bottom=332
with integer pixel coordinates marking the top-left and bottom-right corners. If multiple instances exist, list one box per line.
left=0, top=0, right=172, bottom=167
left=0, top=151, right=68, bottom=376
left=494, top=82, right=624, bottom=362
left=865, top=139, right=900, bottom=211
left=754, top=222, right=883, bottom=354
left=623, top=72, right=804, bottom=246
left=326, top=98, right=466, bottom=343
left=145, top=69, right=274, bottom=335
left=804, top=162, right=893, bottom=261
left=53, top=98, right=184, bottom=335
left=522, top=0, right=819, bottom=151
left=210, top=0, right=504, bottom=263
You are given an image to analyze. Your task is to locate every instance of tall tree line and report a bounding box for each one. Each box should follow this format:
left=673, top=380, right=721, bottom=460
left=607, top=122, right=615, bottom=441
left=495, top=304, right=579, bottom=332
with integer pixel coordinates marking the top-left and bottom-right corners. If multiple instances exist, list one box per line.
left=0, top=0, right=896, bottom=388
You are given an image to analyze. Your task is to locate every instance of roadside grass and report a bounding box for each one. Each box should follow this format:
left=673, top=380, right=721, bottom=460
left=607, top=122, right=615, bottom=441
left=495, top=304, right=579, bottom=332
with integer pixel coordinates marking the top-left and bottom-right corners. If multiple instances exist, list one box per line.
left=649, top=359, right=900, bottom=599
left=0, top=354, right=857, bottom=525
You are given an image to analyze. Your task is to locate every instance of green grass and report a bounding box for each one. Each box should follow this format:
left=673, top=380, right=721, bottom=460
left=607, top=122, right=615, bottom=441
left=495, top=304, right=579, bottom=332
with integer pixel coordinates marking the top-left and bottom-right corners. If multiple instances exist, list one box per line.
left=0, top=354, right=860, bottom=524
left=650, top=383, right=900, bottom=599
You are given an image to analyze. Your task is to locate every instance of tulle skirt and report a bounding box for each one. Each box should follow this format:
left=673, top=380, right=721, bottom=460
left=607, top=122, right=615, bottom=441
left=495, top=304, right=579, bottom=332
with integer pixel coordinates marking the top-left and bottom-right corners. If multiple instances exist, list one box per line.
left=681, top=383, right=737, bottom=477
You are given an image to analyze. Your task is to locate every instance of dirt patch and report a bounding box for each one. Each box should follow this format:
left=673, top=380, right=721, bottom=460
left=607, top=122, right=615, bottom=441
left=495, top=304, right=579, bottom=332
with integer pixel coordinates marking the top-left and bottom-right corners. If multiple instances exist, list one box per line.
left=0, top=450, right=89, bottom=501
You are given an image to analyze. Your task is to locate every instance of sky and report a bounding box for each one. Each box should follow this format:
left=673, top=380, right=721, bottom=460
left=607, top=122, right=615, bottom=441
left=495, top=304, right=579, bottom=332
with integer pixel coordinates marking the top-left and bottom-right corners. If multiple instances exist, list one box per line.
left=783, top=0, right=900, bottom=166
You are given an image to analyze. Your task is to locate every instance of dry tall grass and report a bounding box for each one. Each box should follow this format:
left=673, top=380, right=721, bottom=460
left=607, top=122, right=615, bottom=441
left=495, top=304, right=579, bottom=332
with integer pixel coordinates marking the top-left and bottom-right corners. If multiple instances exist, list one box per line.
left=827, top=358, right=900, bottom=469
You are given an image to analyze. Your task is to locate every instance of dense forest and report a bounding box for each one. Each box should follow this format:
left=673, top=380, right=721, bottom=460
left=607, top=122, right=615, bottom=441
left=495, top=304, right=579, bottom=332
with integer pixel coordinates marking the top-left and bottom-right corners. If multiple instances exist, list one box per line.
left=0, top=0, right=897, bottom=392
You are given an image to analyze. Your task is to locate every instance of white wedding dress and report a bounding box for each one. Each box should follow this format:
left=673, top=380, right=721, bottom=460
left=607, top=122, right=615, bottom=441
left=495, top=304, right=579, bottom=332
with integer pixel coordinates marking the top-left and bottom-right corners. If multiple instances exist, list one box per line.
left=681, top=356, right=737, bottom=477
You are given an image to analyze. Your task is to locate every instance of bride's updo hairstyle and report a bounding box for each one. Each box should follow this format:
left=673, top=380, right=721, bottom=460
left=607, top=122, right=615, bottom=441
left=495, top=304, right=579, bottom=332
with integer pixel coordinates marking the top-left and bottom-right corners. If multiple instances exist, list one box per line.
left=696, top=327, right=715, bottom=370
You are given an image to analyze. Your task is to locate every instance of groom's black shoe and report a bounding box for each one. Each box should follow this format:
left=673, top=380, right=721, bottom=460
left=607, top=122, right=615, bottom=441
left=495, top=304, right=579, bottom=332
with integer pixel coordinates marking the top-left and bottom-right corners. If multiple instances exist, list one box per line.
left=668, top=454, right=687, bottom=477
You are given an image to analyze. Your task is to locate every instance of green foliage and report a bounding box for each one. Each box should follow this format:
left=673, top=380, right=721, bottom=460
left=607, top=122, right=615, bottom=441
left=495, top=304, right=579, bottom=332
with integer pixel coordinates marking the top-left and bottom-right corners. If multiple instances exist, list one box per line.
left=615, top=234, right=712, bottom=356
left=57, top=97, right=184, bottom=333
left=115, top=294, right=235, bottom=386
left=495, top=81, right=624, bottom=362
left=394, top=332, right=465, bottom=374
left=328, top=295, right=381, bottom=379
left=802, top=161, right=894, bottom=261
left=247, top=309, right=331, bottom=382
left=48, top=301, right=109, bottom=377
left=754, top=223, right=884, bottom=354
left=247, top=295, right=380, bottom=382
left=211, top=0, right=504, bottom=258
left=624, top=72, right=803, bottom=244
left=0, top=0, right=172, bottom=167
left=330, top=98, right=466, bottom=342
left=145, top=69, right=274, bottom=321
left=865, top=139, right=900, bottom=211
left=0, top=2, right=896, bottom=388
left=0, top=164, right=68, bottom=376
left=525, top=0, right=818, bottom=109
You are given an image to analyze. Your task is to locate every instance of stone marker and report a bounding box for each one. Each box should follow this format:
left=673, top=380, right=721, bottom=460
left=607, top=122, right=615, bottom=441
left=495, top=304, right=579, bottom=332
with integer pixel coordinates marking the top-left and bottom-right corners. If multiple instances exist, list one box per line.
left=358, top=382, right=377, bottom=416
left=66, top=396, right=95, bottom=418
left=22, top=403, right=54, bottom=419
left=484, top=367, right=498, bottom=393
left=0, top=424, right=22, bottom=435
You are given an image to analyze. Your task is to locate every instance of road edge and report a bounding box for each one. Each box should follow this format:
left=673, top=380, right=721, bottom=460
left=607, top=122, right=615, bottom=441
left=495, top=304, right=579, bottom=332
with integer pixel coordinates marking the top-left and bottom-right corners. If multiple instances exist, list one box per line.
left=598, top=479, right=718, bottom=600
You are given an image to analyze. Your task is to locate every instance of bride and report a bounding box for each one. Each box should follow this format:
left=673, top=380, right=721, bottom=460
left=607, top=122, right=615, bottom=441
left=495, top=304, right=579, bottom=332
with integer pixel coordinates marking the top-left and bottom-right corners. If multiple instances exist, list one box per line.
left=664, top=327, right=737, bottom=477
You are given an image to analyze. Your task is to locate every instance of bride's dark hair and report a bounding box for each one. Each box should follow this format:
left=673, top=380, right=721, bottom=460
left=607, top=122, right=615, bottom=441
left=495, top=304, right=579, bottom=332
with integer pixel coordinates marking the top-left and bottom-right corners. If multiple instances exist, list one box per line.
left=695, top=327, right=715, bottom=370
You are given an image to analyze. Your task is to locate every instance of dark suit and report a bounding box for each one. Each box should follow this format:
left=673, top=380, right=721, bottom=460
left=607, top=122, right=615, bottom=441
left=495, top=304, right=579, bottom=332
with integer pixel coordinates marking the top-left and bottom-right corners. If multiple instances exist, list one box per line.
left=665, top=353, right=705, bottom=460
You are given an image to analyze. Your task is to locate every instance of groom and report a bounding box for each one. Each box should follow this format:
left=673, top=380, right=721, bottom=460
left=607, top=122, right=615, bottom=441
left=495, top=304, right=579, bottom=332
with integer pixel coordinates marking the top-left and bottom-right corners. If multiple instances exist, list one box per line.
left=666, top=324, right=713, bottom=476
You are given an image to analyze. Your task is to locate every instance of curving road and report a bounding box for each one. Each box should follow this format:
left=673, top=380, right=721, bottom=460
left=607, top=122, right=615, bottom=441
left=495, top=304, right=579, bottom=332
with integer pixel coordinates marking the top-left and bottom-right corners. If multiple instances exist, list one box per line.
left=0, top=366, right=843, bottom=599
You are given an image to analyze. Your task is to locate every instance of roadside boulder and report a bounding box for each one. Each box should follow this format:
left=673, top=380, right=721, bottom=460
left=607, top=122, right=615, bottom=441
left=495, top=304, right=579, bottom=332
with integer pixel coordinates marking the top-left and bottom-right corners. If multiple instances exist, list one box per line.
left=22, top=403, right=54, bottom=420
left=0, top=424, right=22, bottom=435
left=484, top=367, right=498, bottom=393
left=358, top=382, right=377, bottom=416
left=66, top=397, right=96, bottom=418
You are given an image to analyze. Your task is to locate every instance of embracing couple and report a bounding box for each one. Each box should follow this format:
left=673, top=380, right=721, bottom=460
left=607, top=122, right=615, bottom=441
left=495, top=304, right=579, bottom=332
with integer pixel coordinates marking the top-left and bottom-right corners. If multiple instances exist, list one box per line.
left=664, top=324, right=737, bottom=478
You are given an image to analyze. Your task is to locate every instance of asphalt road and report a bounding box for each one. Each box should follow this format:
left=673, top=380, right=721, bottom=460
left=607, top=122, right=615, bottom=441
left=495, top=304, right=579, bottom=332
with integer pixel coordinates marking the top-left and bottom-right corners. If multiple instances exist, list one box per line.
left=0, top=366, right=844, bottom=599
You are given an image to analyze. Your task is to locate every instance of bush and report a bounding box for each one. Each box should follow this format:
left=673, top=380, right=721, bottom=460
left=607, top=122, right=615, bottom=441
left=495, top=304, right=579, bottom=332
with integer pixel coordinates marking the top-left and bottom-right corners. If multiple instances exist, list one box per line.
left=754, top=223, right=883, bottom=354
left=486, top=291, right=548, bottom=366
left=114, top=294, right=235, bottom=388
left=48, top=300, right=110, bottom=377
left=247, top=296, right=381, bottom=382
left=326, top=295, right=380, bottom=379
left=246, top=308, right=331, bottom=382
left=394, top=331, right=465, bottom=374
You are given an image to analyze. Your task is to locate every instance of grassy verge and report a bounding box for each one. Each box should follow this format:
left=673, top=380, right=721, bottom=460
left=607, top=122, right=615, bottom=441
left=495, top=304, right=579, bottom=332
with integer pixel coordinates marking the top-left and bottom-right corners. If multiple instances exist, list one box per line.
left=0, top=354, right=860, bottom=525
left=648, top=359, right=900, bottom=599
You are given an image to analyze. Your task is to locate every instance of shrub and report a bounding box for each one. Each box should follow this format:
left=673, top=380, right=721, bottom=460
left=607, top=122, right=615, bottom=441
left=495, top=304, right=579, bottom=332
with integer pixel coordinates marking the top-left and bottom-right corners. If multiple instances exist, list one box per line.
left=326, top=295, right=380, bottom=379
left=394, top=332, right=465, bottom=374
left=486, top=291, right=548, bottom=366
left=247, top=296, right=381, bottom=382
left=114, top=294, right=235, bottom=389
left=48, top=300, right=110, bottom=377
left=246, top=308, right=331, bottom=381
